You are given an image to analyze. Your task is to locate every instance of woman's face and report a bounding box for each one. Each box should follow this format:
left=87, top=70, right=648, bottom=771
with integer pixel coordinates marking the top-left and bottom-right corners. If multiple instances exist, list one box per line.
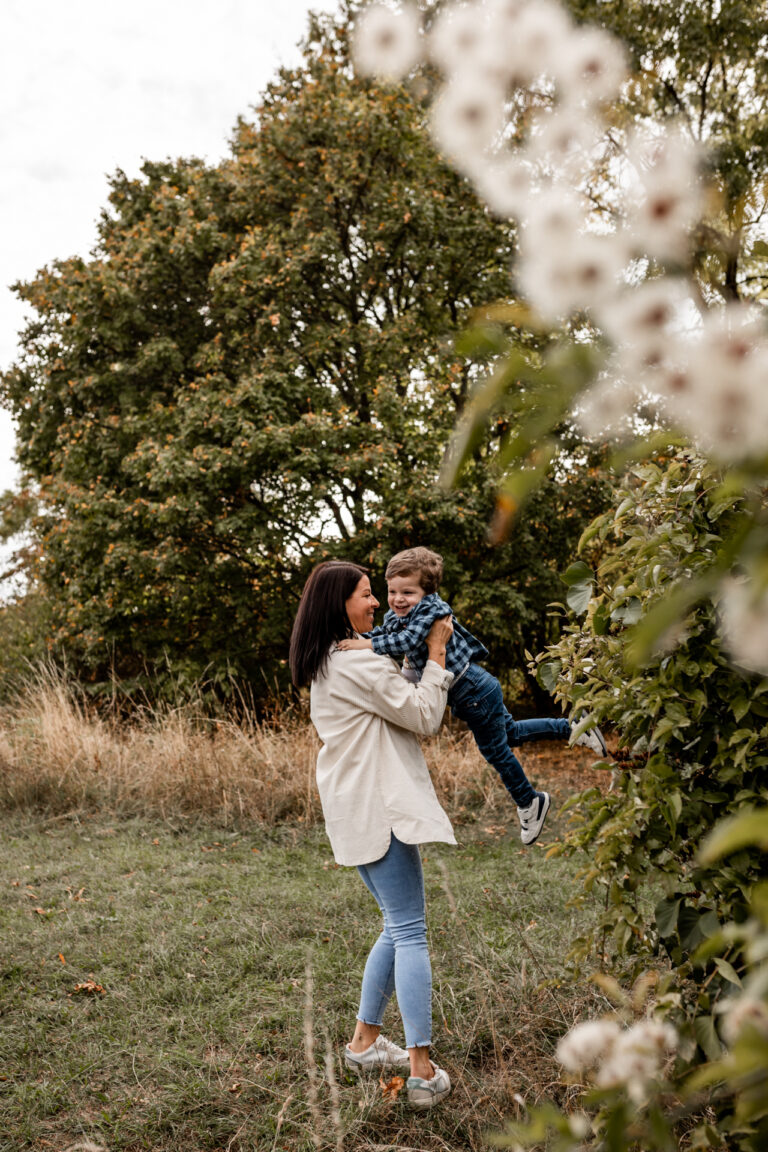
left=345, top=575, right=380, bottom=635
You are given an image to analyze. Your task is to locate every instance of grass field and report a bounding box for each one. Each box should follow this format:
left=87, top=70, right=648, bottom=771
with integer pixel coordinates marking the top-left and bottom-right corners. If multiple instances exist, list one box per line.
left=1, top=802, right=606, bottom=1152
left=0, top=674, right=614, bottom=1150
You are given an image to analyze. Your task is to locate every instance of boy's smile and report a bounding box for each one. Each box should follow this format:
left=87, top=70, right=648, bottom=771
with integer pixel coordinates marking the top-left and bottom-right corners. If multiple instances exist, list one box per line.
left=387, top=573, right=426, bottom=617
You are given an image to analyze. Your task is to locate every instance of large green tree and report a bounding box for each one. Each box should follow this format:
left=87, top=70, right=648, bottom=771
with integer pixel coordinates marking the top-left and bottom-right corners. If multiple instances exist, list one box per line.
left=1, top=8, right=608, bottom=700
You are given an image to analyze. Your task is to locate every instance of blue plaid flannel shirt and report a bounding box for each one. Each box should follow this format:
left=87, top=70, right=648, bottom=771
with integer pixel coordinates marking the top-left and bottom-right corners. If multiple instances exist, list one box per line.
left=367, top=592, right=489, bottom=679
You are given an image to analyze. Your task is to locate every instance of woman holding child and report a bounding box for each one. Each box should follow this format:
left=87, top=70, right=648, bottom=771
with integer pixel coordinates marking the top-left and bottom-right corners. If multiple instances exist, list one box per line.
left=289, top=559, right=455, bottom=1109
left=289, top=548, right=605, bottom=1110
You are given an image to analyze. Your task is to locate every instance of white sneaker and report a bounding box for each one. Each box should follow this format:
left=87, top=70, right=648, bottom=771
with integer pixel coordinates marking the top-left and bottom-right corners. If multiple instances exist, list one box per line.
left=517, top=791, right=550, bottom=846
left=407, top=1064, right=451, bottom=1109
left=571, top=721, right=608, bottom=757
left=344, top=1034, right=409, bottom=1073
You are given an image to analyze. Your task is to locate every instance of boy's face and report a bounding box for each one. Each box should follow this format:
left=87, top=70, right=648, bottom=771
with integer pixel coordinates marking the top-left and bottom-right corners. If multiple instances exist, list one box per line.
left=387, top=573, right=427, bottom=617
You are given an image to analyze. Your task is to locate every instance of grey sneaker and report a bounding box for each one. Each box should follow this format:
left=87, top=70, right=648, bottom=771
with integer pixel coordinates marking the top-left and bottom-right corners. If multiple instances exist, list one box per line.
left=407, top=1065, right=451, bottom=1109
left=571, top=721, right=608, bottom=757
left=517, top=791, right=551, bottom=846
left=344, top=1034, right=409, bottom=1073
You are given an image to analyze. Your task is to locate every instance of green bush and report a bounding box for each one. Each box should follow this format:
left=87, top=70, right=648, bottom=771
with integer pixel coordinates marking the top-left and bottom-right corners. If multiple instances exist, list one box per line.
left=515, top=454, right=768, bottom=1150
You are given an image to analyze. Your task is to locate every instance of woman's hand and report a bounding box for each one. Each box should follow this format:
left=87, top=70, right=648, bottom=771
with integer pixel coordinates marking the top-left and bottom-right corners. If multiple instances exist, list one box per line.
left=426, top=614, right=453, bottom=668
left=337, top=638, right=373, bottom=651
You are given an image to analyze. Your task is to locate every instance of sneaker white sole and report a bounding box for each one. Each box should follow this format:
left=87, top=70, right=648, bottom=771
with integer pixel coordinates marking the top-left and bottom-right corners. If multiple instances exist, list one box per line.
left=520, top=792, right=551, bottom=846
left=344, top=1052, right=409, bottom=1074
left=408, top=1086, right=451, bottom=1108
left=407, top=1071, right=451, bottom=1108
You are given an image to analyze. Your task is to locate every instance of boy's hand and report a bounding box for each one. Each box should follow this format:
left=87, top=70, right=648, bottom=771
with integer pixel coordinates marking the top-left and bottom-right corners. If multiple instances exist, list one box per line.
left=337, top=638, right=373, bottom=651
left=426, top=614, right=453, bottom=664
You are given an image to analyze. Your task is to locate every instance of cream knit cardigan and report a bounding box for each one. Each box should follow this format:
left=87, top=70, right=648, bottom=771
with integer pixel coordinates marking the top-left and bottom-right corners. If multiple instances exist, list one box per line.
left=310, top=647, right=457, bottom=866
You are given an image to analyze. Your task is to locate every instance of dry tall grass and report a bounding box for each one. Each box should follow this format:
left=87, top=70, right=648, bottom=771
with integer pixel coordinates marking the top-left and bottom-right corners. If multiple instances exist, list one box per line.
left=0, top=667, right=503, bottom=825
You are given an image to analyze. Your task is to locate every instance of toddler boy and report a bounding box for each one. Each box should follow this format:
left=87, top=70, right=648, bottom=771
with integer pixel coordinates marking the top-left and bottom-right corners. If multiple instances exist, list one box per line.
left=338, top=546, right=606, bottom=845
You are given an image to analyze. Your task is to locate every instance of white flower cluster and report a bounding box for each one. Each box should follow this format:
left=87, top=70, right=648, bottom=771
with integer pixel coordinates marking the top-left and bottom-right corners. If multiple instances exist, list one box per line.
left=556, top=1016, right=677, bottom=1104
left=353, top=0, right=768, bottom=672
left=352, top=0, right=768, bottom=468
left=718, top=577, right=768, bottom=676
left=721, top=995, right=768, bottom=1045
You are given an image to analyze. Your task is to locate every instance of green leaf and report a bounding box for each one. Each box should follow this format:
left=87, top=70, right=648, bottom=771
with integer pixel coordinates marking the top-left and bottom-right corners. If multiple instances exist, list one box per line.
left=610, top=597, right=642, bottom=626
left=592, top=600, right=611, bottom=635
left=566, top=580, right=593, bottom=615
left=537, top=659, right=562, bottom=694
left=440, top=350, right=530, bottom=486
left=750, top=239, right=768, bottom=259
left=453, top=325, right=508, bottom=359
left=693, top=1014, right=723, bottom=1061
left=562, top=561, right=594, bottom=587
left=713, top=956, right=742, bottom=987
left=699, top=808, right=768, bottom=863
left=655, top=896, right=681, bottom=938
left=625, top=570, right=720, bottom=668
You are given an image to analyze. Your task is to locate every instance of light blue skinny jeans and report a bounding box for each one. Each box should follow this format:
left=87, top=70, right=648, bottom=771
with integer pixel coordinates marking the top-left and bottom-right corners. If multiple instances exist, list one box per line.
left=356, top=832, right=431, bottom=1050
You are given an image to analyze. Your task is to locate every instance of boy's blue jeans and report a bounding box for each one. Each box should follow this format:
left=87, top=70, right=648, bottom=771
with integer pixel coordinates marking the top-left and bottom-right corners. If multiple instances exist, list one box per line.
left=448, top=663, right=570, bottom=809
left=356, top=833, right=431, bottom=1050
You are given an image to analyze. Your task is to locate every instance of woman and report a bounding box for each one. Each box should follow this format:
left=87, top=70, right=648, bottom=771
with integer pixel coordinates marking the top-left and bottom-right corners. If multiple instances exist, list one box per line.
left=289, top=560, right=456, bottom=1109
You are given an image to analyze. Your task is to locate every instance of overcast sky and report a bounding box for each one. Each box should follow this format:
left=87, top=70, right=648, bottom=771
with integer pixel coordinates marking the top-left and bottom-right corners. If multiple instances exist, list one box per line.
left=0, top=0, right=340, bottom=493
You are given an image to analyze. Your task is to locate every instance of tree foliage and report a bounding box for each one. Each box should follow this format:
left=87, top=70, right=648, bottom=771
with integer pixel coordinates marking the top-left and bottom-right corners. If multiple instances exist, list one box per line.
left=0, top=9, right=608, bottom=700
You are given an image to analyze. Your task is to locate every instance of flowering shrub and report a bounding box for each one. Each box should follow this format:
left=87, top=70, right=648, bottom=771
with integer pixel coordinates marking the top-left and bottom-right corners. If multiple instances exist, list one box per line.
left=353, top=0, right=768, bottom=1146
left=517, top=455, right=768, bottom=1147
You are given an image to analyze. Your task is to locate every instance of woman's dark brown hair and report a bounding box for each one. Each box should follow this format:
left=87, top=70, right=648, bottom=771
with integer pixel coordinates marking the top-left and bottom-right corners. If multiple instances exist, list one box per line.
left=289, top=561, right=369, bottom=687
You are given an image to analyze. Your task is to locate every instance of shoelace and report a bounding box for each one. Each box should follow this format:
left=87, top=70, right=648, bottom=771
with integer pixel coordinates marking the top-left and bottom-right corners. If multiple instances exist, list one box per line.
left=375, top=1036, right=405, bottom=1055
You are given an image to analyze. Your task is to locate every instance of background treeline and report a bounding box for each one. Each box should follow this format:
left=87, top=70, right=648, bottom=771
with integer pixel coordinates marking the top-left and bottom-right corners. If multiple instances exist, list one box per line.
left=0, top=7, right=608, bottom=706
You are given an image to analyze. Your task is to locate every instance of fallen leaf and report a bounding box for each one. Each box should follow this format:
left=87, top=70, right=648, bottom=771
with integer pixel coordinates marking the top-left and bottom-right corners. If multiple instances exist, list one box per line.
left=72, top=979, right=105, bottom=995
left=379, top=1074, right=405, bottom=1101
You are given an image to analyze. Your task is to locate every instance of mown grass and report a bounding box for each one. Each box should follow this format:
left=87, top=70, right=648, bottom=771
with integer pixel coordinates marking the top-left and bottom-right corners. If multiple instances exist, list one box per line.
left=1, top=809, right=606, bottom=1152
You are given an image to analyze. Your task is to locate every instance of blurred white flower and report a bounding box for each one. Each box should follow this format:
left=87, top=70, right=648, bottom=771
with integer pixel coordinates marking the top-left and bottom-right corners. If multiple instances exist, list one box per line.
left=486, top=0, right=531, bottom=26
left=527, top=106, right=602, bottom=178
left=519, top=228, right=629, bottom=320
left=596, top=1020, right=677, bottom=1103
left=471, top=153, right=533, bottom=217
left=428, top=3, right=486, bottom=74
left=556, top=1017, right=622, bottom=1073
left=721, top=996, right=768, bottom=1045
left=625, top=1019, right=678, bottom=1057
left=523, top=184, right=585, bottom=238
left=495, top=0, right=573, bottom=86
left=626, top=129, right=703, bottom=262
left=555, top=26, right=628, bottom=105
left=569, top=1113, right=592, bottom=1139
left=670, top=306, right=768, bottom=461
left=430, top=71, right=507, bottom=169
left=597, top=277, right=691, bottom=375
left=576, top=370, right=639, bottom=441
left=718, top=576, right=768, bottom=676
left=353, top=4, right=422, bottom=81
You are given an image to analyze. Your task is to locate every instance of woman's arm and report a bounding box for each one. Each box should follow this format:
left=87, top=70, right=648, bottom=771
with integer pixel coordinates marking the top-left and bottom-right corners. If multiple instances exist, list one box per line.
left=359, top=616, right=455, bottom=736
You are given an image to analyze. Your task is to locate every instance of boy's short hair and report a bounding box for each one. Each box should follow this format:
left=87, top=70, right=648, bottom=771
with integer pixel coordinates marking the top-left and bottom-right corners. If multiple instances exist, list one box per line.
left=385, top=547, right=443, bottom=595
